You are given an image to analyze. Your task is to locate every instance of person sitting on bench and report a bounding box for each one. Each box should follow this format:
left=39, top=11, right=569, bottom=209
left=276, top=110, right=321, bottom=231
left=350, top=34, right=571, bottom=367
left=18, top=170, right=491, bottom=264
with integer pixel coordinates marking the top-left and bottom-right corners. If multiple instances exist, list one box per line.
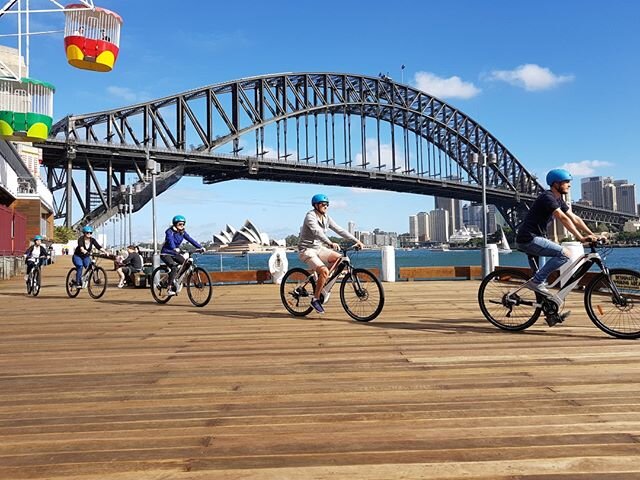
left=117, top=245, right=143, bottom=288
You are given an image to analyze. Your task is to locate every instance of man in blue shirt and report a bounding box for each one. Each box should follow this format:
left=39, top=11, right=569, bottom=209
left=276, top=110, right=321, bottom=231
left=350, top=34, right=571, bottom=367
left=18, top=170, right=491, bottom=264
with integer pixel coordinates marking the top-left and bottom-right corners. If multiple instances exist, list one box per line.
left=515, top=169, right=599, bottom=323
left=161, top=215, right=204, bottom=295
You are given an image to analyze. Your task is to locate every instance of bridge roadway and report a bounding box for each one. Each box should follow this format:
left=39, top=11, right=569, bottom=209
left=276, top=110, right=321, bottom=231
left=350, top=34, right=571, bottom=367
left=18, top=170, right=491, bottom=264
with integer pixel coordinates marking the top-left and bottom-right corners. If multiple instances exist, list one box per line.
left=1, top=261, right=640, bottom=479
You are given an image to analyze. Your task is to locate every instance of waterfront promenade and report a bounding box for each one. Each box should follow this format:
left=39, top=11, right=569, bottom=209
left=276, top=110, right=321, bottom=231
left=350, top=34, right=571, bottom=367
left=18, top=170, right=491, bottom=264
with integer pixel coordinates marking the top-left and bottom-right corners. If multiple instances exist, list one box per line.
left=1, top=261, right=640, bottom=479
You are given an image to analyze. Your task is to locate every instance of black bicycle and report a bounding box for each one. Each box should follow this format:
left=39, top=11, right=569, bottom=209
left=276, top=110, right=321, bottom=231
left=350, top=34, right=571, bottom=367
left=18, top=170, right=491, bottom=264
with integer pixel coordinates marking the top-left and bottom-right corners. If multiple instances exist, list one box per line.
left=150, top=252, right=212, bottom=307
left=65, top=255, right=108, bottom=299
left=280, top=246, right=385, bottom=322
left=25, top=258, right=46, bottom=296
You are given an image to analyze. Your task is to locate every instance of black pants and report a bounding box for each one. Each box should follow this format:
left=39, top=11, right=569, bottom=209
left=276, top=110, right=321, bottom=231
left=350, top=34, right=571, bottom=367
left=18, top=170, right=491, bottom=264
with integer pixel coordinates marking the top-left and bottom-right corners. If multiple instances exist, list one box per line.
left=26, top=258, right=45, bottom=275
left=161, top=253, right=185, bottom=286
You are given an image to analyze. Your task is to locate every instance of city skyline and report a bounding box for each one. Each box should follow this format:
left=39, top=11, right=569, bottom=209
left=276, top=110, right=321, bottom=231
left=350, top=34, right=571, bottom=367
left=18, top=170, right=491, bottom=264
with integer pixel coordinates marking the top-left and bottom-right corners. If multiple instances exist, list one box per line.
left=15, top=0, right=639, bottom=242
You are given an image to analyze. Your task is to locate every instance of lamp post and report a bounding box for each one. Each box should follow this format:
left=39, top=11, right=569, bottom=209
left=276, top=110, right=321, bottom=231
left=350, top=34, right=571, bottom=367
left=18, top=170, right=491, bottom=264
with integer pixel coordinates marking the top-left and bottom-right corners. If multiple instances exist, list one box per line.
left=471, top=152, right=497, bottom=277
left=127, top=185, right=133, bottom=246
left=146, top=147, right=160, bottom=269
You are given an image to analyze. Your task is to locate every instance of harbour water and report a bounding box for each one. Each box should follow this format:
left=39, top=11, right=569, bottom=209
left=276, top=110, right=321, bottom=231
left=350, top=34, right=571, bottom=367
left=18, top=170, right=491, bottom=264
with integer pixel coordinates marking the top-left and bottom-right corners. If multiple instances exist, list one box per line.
left=196, top=246, right=640, bottom=275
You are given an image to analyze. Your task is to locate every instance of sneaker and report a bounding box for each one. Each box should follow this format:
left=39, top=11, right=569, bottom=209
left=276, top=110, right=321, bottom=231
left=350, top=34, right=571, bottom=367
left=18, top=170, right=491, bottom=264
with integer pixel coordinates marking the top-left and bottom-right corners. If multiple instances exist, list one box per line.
left=166, top=288, right=177, bottom=297
left=117, top=281, right=125, bottom=288
left=523, top=280, right=552, bottom=296
left=310, top=298, right=325, bottom=314
left=546, top=311, right=571, bottom=327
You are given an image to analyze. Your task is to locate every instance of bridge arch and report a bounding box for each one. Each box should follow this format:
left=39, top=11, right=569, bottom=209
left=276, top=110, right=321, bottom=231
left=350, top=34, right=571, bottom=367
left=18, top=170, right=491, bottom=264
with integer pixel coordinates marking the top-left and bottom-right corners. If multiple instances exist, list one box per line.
left=44, top=72, right=632, bottom=229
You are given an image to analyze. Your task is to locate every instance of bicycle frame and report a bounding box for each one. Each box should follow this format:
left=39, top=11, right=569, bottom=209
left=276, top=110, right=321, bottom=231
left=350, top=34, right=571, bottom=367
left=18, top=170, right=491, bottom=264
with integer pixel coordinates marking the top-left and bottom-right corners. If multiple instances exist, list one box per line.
left=512, top=243, right=622, bottom=307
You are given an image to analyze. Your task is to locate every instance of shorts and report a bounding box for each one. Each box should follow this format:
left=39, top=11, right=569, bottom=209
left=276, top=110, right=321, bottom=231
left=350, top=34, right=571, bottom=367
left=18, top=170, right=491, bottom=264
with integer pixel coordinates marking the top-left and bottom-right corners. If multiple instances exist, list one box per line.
left=299, top=246, right=334, bottom=270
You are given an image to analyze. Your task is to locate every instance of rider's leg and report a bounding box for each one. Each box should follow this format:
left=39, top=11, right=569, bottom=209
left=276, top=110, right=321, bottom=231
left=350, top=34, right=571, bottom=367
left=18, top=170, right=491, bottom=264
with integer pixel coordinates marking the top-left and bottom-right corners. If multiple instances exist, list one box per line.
left=167, top=254, right=186, bottom=289
left=314, top=265, right=330, bottom=299
left=517, top=237, right=570, bottom=286
left=72, top=254, right=86, bottom=285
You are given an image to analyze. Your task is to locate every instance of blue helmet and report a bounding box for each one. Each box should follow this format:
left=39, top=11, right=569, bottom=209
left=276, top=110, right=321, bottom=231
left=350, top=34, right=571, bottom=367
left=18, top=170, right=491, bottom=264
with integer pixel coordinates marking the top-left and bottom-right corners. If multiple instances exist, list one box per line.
left=33, top=235, right=43, bottom=241
left=172, top=215, right=186, bottom=225
left=546, top=168, right=572, bottom=186
left=82, top=225, right=94, bottom=233
left=311, top=193, right=329, bottom=206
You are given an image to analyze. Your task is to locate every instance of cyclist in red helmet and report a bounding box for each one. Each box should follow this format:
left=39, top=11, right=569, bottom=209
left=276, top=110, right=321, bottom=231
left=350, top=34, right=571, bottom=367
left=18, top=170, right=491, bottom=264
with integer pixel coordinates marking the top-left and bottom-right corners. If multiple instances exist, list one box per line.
left=298, top=194, right=364, bottom=314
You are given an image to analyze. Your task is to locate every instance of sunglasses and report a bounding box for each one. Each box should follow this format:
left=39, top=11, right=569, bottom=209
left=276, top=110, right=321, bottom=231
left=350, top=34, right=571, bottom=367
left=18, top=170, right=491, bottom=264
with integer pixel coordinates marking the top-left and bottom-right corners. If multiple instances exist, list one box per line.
left=84, top=231, right=93, bottom=234
left=318, top=202, right=329, bottom=207
left=176, top=222, right=185, bottom=226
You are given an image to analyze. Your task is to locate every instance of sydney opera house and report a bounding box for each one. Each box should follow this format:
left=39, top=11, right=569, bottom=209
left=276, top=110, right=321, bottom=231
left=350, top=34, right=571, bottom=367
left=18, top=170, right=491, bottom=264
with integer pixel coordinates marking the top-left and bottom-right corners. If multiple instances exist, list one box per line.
left=212, top=220, right=283, bottom=253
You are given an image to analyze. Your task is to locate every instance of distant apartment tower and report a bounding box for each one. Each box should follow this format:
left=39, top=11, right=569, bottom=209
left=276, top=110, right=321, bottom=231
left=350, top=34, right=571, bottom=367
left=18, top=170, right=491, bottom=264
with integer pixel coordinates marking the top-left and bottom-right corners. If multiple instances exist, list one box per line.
left=416, top=211, right=430, bottom=242
left=434, top=196, right=462, bottom=235
left=408, top=215, right=418, bottom=241
left=347, top=221, right=356, bottom=236
left=581, top=176, right=607, bottom=208
left=614, top=180, right=637, bottom=215
left=602, top=183, right=617, bottom=211
left=429, top=208, right=449, bottom=243
left=465, top=202, right=498, bottom=234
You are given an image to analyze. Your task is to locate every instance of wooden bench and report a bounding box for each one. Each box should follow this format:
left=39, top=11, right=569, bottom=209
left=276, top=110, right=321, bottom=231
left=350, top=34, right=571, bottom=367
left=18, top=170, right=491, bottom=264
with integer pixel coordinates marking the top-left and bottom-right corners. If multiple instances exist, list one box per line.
left=209, top=270, right=272, bottom=284
left=399, top=265, right=483, bottom=281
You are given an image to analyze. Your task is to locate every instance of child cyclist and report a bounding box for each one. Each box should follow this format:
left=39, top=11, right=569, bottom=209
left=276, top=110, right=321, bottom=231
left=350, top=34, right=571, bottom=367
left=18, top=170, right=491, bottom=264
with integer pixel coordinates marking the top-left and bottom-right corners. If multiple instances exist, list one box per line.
left=160, top=215, right=205, bottom=295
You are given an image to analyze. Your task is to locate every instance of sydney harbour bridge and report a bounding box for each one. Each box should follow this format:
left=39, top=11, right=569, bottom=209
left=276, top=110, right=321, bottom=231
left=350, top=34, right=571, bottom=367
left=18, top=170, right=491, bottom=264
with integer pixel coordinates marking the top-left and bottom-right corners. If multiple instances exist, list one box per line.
left=39, top=72, right=634, bottom=230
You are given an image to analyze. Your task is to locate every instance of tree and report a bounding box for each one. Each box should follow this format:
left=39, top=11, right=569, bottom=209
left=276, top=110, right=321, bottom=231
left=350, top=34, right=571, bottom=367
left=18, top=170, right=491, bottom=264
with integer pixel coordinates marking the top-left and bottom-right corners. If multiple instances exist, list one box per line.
left=53, top=226, right=76, bottom=243
left=285, top=234, right=299, bottom=247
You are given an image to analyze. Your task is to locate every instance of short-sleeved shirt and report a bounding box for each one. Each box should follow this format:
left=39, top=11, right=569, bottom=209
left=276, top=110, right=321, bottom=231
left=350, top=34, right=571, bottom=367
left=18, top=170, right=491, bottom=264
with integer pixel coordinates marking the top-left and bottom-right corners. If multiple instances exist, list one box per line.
left=516, top=190, right=569, bottom=243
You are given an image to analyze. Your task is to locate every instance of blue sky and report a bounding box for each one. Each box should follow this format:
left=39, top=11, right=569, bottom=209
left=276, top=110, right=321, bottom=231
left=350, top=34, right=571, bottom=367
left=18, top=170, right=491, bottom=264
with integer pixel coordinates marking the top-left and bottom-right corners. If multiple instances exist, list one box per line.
left=9, top=0, right=640, bottom=242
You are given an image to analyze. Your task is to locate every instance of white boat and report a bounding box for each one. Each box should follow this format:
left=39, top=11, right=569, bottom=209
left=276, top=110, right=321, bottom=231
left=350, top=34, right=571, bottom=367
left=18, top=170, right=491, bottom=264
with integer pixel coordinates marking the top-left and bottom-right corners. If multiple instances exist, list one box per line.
left=498, top=228, right=512, bottom=254
left=428, top=243, right=450, bottom=251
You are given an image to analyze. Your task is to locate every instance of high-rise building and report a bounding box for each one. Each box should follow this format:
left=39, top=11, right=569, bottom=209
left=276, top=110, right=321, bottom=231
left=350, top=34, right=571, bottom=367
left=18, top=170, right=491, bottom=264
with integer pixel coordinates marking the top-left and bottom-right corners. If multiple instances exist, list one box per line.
left=429, top=208, right=449, bottom=243
left=614, top=181, right=637, bottom=215
left=408, top=215, right=418, bottom=241
left=603, top=183, right=617, bottom=211
left=581, top=176, right=606, bottom=208
left=416, top=211, right=429, bottom=242
left=347, top=221, right=356, bottom=236
left=434, top=196, right=462, bottom=235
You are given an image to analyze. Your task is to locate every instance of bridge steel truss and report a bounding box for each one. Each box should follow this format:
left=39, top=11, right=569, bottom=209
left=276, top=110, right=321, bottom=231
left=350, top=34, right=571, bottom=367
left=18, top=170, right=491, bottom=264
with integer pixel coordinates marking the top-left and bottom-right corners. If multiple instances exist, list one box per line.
left=42, top=72, right=634, bottom=229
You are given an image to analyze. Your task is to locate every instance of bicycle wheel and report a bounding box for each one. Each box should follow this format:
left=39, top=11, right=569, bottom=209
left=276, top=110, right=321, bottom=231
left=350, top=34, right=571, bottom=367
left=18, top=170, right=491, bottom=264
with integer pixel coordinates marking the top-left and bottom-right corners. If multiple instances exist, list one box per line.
left=584, top=268, right=640, bottom=339
left=280, top=268, right=315, bottom=316
left=150, top=266, right=172, bottom=304
left=478, top=268, right=541, bottom=331
left=186, top=267, right=213, bottom=307
left=65, top=268, right=80, bottom=298
left=339, top=268, right=385, bottom=322
left=25, top=270, right=33, bottom=295
left=31, top=269, right=41, bottom=297
left=88, top=266, right=108, bottom=299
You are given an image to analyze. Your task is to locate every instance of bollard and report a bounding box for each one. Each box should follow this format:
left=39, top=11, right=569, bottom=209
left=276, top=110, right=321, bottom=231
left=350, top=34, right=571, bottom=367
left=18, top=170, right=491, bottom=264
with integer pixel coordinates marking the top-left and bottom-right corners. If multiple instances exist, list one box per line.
left=381, top=245, right=396, bottom=282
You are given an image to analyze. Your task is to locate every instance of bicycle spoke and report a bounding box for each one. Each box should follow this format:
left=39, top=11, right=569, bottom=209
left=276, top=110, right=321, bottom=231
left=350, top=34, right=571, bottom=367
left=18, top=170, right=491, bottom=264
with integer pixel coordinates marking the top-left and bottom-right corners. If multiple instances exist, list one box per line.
left=478, top=269, right=541, bottom=331
left=280, top=268, right=315, bottom=316
left=340, top=268, right=384, bottom=322
left=186, top=267, right=213, bottom=307
left=586, top=269, right=640, bottom=339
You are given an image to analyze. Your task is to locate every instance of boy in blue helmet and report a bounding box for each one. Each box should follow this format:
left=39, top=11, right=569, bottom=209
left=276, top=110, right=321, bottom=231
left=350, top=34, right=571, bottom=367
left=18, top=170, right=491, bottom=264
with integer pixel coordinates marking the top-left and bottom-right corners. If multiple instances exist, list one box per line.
left=298, top=194, right=364, bottom=314
left=515, top=168, right=600, bottom=325
left=72, top=225, right=108, bottom=287
left=161, top=215, right=204, bottom=295
left=24, top=235, right=48, bottom=280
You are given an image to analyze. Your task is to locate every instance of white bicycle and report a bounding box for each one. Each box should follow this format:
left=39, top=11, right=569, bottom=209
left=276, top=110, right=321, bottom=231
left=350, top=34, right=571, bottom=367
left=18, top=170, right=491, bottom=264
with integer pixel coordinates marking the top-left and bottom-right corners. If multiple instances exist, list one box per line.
left=478, top=241, right=640, bottom=339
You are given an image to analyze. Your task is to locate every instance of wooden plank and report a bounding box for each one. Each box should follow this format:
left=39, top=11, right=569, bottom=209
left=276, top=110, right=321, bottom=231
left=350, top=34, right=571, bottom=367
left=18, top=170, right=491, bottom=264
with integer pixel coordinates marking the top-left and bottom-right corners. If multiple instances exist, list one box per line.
left=0, top=261, right=639, bottom=479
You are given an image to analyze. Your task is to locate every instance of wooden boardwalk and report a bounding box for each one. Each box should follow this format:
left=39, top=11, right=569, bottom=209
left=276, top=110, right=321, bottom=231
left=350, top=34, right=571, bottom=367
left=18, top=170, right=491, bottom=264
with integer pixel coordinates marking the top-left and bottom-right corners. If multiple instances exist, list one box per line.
left=1, top=260, right=640, bottom=480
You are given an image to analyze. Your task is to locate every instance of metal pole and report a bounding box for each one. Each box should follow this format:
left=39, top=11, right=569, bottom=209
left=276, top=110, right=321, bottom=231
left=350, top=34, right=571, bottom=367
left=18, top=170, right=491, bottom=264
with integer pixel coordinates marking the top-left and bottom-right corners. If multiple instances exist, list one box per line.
left=128, top=186, right=133, bottom=245
left=481, top=153, right=490, bottom=278
left=147, top=148, right=160, bottom=270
